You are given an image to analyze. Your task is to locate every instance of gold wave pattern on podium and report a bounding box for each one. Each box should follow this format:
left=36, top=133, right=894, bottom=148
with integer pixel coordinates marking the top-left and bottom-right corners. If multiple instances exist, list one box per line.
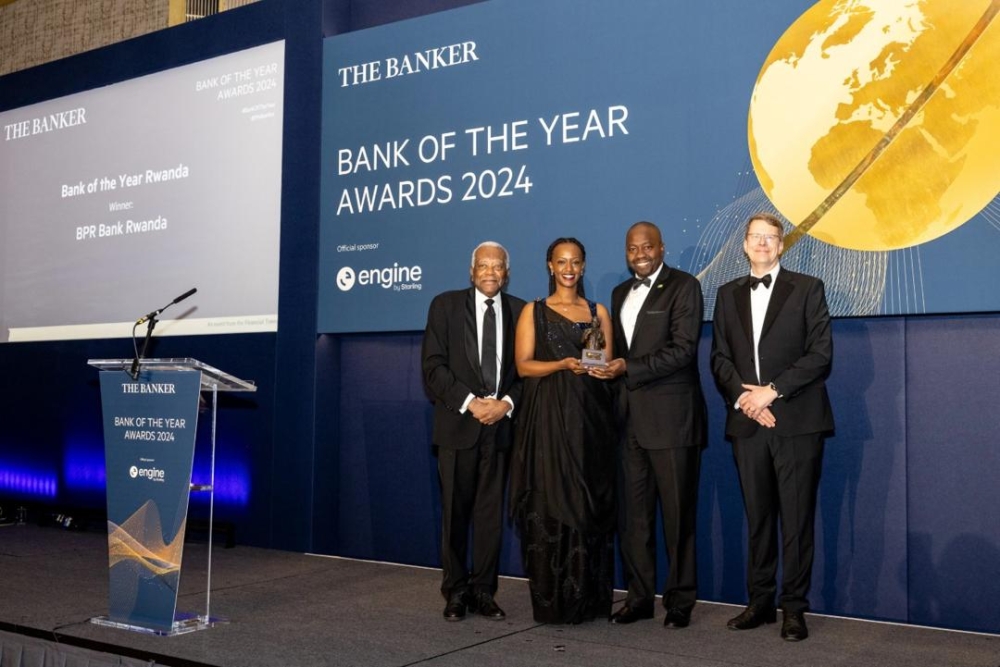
left=749, top=0, right=1000, bottom=251
left=108, top=500, right=185, bottom=577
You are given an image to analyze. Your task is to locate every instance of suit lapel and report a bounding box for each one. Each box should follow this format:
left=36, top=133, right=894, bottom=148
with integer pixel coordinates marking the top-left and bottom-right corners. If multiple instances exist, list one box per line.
left=631, top=265, right=669, bottom=347
left=735, top=277, right=753, bottom=347
left=612, top=283, right=628, bottom=356
left=761, top=272, right=793, bottom=341
left=612, top=283, right=626, bottom=320
left=463, top=289, right=481, bottom=385
left=499, top=294, right=515, bottom=377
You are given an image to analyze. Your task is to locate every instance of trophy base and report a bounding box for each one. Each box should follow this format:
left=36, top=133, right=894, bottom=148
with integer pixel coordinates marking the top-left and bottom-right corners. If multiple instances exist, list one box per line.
left=581, top=349, right=607, bottom=368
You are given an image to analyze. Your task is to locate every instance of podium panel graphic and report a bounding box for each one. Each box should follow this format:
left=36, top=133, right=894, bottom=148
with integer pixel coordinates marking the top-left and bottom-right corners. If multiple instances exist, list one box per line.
left=89, top=358, right=255, bottom=635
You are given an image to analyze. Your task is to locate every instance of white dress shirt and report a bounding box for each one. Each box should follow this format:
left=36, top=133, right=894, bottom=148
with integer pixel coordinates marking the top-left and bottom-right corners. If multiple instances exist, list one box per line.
left=750, top=264, right=780, bottom=384
left=460, top=290, right=513, bottom=415
left=475, top=289, right=503, bottom=396
left=621, top=263, right=664, bottom=348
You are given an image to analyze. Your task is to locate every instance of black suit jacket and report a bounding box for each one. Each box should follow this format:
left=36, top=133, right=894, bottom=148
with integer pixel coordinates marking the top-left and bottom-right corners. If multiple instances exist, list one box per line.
left=422, top=288, right=525, bottom=451
left=710, top=268, right=834, bottom=438
left=611, top=265, right=707, bottom=450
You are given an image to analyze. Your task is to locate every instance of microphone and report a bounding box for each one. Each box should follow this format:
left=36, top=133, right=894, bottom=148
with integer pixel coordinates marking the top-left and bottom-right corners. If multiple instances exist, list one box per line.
left=136, top=288, right=197, bottom=325
left=130, top=287, right=197, bottom=380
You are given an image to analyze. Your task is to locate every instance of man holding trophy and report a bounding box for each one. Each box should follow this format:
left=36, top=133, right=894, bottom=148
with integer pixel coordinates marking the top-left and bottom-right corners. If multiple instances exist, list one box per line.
left=592, top=221, right=708, bottom=629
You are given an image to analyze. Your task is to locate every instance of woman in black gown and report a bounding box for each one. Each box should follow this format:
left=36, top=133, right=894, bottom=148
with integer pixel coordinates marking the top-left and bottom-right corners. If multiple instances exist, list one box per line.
left=509, top=237, right=617, bottom=624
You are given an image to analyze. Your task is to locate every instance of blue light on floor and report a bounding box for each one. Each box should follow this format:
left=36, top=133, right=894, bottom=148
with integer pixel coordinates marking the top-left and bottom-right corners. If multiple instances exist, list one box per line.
left=0, top=466, right=58, bottom=498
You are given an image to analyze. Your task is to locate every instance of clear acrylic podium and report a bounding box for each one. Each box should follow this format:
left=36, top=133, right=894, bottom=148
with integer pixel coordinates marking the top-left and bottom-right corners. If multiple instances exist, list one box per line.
left=88, top=358, right=255, bottom=635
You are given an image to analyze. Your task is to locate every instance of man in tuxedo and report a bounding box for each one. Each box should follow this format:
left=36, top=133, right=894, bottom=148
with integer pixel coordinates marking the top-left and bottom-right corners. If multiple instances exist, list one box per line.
left=710, top=212, right=833, bottom=641
left=593, top=221, right=707, bottom=628
left=422, top=241, right=525, bottom=622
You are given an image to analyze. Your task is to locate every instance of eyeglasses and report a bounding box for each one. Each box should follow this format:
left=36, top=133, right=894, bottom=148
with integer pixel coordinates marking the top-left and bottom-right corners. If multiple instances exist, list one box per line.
left=747, top=233, right=781, bottom=245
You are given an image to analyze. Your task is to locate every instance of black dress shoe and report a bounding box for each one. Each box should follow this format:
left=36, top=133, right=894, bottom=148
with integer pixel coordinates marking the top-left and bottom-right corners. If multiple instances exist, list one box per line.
left=781, top=610, right=809, bottom=641
left=726, top=604, right=777, bottom=630
left=443, top=594, right=467, bottom=621
left=663, top=607, right=690, bottom=629
left=609, top=604, right=654, bottom=624
left=473, top=593, right=506, bottom=620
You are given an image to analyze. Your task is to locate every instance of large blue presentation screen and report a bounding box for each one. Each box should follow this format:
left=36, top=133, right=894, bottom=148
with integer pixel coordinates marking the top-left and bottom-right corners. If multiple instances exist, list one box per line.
left=318, top=0, right=1000, bottom=333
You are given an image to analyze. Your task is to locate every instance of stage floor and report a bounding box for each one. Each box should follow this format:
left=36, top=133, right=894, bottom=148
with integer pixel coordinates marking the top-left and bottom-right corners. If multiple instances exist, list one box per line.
left=1, top=524, right=997, bottom=667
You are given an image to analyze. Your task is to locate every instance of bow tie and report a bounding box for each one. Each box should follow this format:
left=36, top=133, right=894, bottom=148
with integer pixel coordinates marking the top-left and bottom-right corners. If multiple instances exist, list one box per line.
left=749, top=274, right=772, bottom=290
left=632, top=277, right=651, bottom=291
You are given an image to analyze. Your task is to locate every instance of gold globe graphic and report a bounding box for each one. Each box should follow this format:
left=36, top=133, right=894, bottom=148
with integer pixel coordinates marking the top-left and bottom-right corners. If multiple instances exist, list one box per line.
left=749, top=0, right=1000, bottom=251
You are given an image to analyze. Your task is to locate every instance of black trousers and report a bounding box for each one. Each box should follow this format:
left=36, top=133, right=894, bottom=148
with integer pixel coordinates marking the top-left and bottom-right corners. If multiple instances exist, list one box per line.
left=619, top=433, right=702, bottom=612
left=732, top=429, right=824, bottom=613
left=437, top=428, right=506, bottom=600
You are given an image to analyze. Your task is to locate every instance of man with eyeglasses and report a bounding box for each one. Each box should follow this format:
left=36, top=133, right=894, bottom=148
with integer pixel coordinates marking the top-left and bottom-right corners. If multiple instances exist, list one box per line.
left=710, top=212, right=834, bottom=642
